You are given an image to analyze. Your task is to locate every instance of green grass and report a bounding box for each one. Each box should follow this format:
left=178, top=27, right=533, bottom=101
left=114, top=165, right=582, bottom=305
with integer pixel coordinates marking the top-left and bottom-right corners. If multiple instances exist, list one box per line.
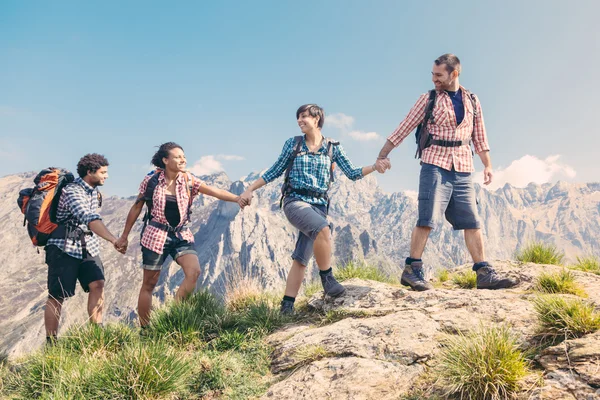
left=533, top=269, right=587, bottom=297
left=452, top=270, right=477, bottom=289
left=532, top=295, right=600, bottom=340
left=1, top=290, right=284, bottom=400
left=435, top=325, right=529, bottom=400
left=292, top=345, right=331, bottom=368
left=435, top=268, right=450, bottom=283
left=515, top=241, right=564, bottom=265
left=568, top=255, right=600, bottom=275
left=334, top=260, right=399, bottom=284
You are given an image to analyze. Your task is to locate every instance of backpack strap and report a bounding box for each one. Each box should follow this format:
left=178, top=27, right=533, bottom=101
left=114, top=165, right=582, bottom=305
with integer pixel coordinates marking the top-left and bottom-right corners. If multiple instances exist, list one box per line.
left=182, top=172, right=195, bottom=224
left=279, top=136, right=304, bottom=208
left=415, top=90, right=437, bottom=159
left=142, top=170, right=162, bottom=223
left=325, top=138, right=339, bottom=190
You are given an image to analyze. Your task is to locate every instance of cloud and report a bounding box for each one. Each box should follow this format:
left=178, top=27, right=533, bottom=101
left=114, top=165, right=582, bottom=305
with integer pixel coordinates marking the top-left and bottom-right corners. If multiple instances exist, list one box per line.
left=327, top=112, right=380, bottom=142
left=188, top=154, right=244, bottom=176
left=327, top=113, right=354, bottom=130
left=475, top=154, right=576, bottom=190
left=348, top=131, right=381, bottom=141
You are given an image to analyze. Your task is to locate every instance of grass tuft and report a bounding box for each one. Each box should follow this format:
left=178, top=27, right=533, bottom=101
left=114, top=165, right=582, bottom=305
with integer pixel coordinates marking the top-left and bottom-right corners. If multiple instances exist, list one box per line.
left=436, top=325, right=529, bottom=400
left=516, top=241, right=564, bottom=265
left=533, top=269, right=587, bottom=297
left=532, top=295, right=600, bottom=340
left=568, top=255, right=600, bottom=275
left=452, top=270, right=477, bottom=289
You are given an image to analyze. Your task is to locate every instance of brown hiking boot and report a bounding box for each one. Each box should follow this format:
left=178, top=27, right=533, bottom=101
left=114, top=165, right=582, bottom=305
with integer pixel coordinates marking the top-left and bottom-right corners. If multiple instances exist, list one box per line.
left=476, top=266, right=518, bottom=290
left=401, top=261, right=433, bottom=291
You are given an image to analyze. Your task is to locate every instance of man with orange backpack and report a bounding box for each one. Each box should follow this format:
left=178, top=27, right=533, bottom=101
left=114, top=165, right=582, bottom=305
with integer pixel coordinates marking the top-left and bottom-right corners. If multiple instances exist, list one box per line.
left=41, top=154, right=125, bottom=342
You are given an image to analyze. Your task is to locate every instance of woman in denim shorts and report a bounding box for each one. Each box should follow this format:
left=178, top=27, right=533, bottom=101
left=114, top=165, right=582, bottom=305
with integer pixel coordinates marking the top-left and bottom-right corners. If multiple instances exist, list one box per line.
left=116, top=142, right=245, bottom=327
left=240, top=104, right=380, bottom=314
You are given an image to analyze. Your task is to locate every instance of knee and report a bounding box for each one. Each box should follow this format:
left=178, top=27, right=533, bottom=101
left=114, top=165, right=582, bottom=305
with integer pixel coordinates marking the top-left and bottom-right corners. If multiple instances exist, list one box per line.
left=186, top=267, right=201, bottom=282
left=88, top=280, right=105, bottom=292
left=142, top=277, right=159, bottom=292
left=316, top=226, right=331, bottom=243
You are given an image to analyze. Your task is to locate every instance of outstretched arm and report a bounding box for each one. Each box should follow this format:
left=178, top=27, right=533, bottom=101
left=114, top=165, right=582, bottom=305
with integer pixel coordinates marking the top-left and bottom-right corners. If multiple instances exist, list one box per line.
left=115, top=195, right=145, bottom=252
left=198, top=184, right=241, bottom=203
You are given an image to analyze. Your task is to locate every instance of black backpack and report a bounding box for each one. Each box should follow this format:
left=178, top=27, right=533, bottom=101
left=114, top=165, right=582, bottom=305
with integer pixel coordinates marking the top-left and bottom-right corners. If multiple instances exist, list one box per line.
left=414, top=89, right=478, bottom=159
left=279, top=136, right=339, bottom=208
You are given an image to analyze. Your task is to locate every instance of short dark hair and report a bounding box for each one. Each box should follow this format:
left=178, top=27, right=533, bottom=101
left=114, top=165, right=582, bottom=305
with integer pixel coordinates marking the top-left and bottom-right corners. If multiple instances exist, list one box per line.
left=296, top=104, right=325, bottom=129
left=151, top=142, right=184, bottom=169
left=434, top=53, right=461, bottom=75
left=77, top=153, right=109, bottom=178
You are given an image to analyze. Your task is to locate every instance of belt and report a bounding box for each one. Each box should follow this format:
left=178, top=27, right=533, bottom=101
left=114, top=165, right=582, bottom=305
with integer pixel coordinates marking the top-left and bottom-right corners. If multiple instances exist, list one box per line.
left=431, top=139, right=470, bottom=147
left=148, top=220, right=186, bottom=233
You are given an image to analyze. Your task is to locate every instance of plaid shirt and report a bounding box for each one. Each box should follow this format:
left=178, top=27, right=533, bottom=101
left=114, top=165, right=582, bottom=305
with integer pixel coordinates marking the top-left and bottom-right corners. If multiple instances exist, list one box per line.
left=46, top=177, right=102, bottom=259
left=262, top=136, right=364, bottom=206
left=139, top=171, right=204, bottom=254
left=387, top=87, right=490, bottom=172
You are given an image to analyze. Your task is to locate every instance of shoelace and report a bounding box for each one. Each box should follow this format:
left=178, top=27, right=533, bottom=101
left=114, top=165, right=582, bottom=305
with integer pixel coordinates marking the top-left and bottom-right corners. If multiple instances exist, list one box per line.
left=413, top=267, right=426, bottom=282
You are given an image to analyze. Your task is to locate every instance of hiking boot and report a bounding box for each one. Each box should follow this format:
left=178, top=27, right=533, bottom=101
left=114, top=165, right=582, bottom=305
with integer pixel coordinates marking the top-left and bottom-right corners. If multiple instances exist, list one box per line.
left=401, top=261, right=433, bottom=291
left=280, top=299, right=295, bottom=316
left=320, top=273, right=346, bottom=297
left=476, top=266, right=518, bottom=290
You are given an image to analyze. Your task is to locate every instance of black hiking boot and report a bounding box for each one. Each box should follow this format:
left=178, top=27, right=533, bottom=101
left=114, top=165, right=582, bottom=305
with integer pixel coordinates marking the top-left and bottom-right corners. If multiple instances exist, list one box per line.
left=401, top=261, right=433, bottom=291
left=280, top=299, right=295, bottom=316
left=476, top=266, right=518, bottom=290
left=320, top=273, right=346, bottom=297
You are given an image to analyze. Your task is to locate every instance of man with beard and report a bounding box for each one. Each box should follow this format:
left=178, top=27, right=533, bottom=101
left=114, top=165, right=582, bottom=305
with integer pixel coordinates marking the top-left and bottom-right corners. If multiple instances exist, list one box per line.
left=375, top=54, right=517, bottom=291
left=44, top=153, right=125, bottom=342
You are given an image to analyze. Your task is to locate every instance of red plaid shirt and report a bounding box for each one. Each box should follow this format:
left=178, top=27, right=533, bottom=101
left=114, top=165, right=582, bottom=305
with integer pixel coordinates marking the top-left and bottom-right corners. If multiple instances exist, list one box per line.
left=139, top=171, right=203, bottom=254
left=387, top=87, right=490, bottom=172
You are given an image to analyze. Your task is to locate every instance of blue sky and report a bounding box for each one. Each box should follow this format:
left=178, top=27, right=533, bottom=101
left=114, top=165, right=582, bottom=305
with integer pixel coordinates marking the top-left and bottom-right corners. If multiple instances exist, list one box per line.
left=1, top=1, right=598, bottom=196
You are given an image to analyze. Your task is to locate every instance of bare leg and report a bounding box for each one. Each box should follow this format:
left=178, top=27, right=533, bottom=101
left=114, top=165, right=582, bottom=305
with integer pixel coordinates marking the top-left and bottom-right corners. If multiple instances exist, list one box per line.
left=285, top=260, right=307, bottom=298
left=313, top=227, right=332, bottom=271
left=464, top=229, right=485, bottom=263
left=44, top=297, right=63, bottom=337
left=174, top=254, right=201, bottom=301
left=138, top=269, right=161, bottom=327
left=410, top=226, right=432, bottom=259
left=87, top=280, right=105, bottom=324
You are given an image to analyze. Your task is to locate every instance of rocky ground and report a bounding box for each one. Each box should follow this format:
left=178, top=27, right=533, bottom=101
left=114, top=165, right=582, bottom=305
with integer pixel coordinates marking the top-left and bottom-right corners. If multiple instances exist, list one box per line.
left=261, top=261, right=600, bottom=399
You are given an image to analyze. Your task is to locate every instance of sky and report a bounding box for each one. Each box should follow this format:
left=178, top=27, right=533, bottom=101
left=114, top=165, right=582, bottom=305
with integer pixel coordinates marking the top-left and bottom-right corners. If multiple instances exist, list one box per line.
left=1, top=0, right=598, bottom=197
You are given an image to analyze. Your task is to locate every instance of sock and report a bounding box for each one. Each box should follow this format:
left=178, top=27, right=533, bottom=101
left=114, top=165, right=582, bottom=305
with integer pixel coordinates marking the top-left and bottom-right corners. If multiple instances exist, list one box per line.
left=472, top=261, right=489, bottom=272
left=282, top=295, right=295, bottom=303
left=319, top=267, right=333, bottom=276
left=405, top=257, right=422, bottom=265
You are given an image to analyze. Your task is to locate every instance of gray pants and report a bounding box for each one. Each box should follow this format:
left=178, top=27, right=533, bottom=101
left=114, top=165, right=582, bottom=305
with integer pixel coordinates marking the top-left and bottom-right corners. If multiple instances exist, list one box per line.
left=283, top=198, right=331, bottom=266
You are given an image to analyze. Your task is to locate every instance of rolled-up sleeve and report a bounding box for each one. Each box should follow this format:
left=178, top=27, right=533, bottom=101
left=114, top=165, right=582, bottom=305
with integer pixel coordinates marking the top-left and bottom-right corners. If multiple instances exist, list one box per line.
left=387, top=93, right=429, bottom=147
left=333, top=144, right=363, bottom=181
left=471, top=95, right=490, bottom=154
left=262, top=138, right=295, bottom=183
left=63, top=187, right=101, bottom=226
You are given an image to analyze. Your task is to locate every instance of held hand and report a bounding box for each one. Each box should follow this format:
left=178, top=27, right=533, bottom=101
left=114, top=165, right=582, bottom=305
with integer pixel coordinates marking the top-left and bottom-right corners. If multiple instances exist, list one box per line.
left=236, top=196, right=248, bottom=209
left=483, top=167, right=493, bottom=185
left=375, top=158, right=391, bottom=173
left=114, top=236, right=128, bottom=254
left=240, top=190, right=253, bottom=206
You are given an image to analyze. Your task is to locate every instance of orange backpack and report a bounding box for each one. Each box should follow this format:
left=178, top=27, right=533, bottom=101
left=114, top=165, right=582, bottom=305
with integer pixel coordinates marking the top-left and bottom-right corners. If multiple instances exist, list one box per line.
left=17, top=168, right=75, bottom=246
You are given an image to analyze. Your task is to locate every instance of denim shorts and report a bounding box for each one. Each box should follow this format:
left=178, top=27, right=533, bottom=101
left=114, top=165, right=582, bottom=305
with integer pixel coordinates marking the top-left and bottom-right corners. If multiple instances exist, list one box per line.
left=141, top=233, right=197, bottom=270
left=417, top=163, right=481, bottom=230
left=283, top=197, right=332, bottom=266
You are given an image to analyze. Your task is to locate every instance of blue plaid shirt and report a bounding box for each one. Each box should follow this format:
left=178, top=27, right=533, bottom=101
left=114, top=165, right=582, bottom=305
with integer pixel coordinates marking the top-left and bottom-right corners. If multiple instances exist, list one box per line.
left=46, top=177, right=102, bottom=259
left=262, top=136, right=364, bottom=205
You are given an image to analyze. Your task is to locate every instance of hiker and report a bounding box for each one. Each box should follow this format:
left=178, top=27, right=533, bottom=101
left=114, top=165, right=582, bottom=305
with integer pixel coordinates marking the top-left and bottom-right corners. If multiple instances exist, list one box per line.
left=43, top=154, right=125, bottom=343
left=375, top=53, right=517, bottom=291
left=115, top=142, right=246, bottom=328
left=240, top=104, right=383, bottom=315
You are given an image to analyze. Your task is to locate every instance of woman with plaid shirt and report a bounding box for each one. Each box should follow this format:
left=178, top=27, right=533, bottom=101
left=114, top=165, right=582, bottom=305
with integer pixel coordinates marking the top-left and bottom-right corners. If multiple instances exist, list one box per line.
left=116, top=142, right=245, bottom=328
left=240, top=104, right=381, bottom=315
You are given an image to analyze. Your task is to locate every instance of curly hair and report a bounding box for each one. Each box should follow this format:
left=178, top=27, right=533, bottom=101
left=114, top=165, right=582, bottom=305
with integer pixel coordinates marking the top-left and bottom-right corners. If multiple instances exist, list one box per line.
left=76, top=153, right=109, bottom=178
left=151, top=142, right=184, bottom=169
left=296, top=104, right=325, bottom=129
